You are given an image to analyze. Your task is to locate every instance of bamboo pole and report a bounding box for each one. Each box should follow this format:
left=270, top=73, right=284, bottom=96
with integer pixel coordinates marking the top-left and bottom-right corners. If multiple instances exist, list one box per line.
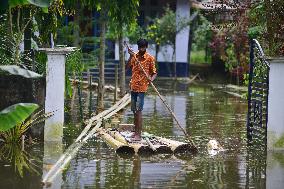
left=145, top=137, right=157, bottom=152
left=124, top=42, right=196, bottom=148
left=129, top=142, right=153, bottom=154
left=69, top=79, right=120, bottom=92
left=107, top=129, right=128, bottom=144
left=157, top=137, right=197, bottom=154
left=42, top=94, right=131, bottom=185
left=77, top=82, right=84, bottom=121
left=75, top=93, right=130, bottom=142
left=105, top=129, right=153, bottom=154
left=88, top=74, right=92, bottom=118
left=114, top=64, right=118, bottom=102
left=42, top=120, right=102, bottom=185
left=98, top=129, right=134, bottom=154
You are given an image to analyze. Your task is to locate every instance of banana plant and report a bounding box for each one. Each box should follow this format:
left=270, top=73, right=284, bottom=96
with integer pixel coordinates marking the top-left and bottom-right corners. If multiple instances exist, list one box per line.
left=0, top=103, right=39, bottom=132
left=0, top=103, right=54, bottom=143
left=8, top=0, right=52, bottom=8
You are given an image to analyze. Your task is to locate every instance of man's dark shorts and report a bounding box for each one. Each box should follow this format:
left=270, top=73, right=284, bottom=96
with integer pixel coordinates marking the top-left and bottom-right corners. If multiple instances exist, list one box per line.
left=131, top=91, right=145, bottom=112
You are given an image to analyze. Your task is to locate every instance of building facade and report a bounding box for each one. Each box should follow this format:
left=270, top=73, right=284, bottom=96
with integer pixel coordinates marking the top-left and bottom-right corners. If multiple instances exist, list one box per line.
left=115, top=0, right=191, bottom=77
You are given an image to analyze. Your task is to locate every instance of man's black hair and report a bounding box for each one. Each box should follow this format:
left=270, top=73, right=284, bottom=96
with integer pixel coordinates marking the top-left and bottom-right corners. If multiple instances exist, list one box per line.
left=137, top=38, right=148, bottom=48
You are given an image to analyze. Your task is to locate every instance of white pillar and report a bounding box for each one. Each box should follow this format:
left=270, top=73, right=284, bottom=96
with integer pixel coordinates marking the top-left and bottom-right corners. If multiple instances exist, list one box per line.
left=267, top=57, right=284, bottom=151
left=40, top=47, right=76, bottom=142
left=266, top=152, right=284, bottom=189
left=43, top=142, right=63, bottom=189
left=175, top=0, right=190, bottom=63
left=115, top=40, right=119, bottom=61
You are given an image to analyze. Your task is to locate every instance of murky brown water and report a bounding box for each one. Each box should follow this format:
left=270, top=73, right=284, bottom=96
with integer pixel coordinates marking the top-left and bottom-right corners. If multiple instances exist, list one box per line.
left=1, top=81, right=283, bottom=189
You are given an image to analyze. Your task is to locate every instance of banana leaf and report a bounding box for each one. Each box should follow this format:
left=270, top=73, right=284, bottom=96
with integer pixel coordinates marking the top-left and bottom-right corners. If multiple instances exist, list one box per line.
left=8, top=0, right=52, bottom=8
left=0, top=103, right=39, bottom=131
left=0, top=65, right=42, bottom=78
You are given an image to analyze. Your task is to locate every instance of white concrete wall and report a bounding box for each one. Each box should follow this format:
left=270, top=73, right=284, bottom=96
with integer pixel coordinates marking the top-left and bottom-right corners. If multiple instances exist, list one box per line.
left=267, top=58, right=284, bottom=150
left=175, top=0, right=190, bottom=63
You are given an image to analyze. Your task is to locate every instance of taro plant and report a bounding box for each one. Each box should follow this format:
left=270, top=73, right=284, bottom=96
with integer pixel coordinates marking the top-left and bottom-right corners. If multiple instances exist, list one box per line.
left=0, top=103, right=53, bottom=143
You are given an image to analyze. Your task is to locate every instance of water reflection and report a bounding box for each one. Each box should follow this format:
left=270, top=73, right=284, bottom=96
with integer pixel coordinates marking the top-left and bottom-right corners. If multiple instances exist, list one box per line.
left=43, top=142, right=63, bottom=189
left=0, top=143, right=43, bottom=188
left=1, top=83, right=284, bottom=188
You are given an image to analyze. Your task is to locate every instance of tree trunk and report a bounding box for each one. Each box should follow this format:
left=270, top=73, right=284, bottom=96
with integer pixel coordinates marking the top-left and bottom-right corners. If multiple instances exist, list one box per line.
left=155, top=44, right=159, bottom=64
left=97, top=14, right=106, bottom=110
left=264, top=0, right=273, bottom=55
left=119, top=35, right=125, bottom=96
left=24, top=7, right=32, bottom=66
left=173, top=43, right=177, bottom=79
left=73, top=3, right=80, bottom=47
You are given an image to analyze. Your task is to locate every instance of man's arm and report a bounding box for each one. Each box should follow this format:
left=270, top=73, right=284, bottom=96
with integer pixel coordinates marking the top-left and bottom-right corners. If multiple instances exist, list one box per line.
left=149, top=73, right=157, bottom=82
left=149, top=57, right=157, bottom=82
left=126, top=46, right=135, bottom=70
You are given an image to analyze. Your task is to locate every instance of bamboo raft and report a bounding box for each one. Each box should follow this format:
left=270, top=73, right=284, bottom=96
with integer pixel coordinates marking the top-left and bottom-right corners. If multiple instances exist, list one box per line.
left=98, top=126, right=197, bottom=155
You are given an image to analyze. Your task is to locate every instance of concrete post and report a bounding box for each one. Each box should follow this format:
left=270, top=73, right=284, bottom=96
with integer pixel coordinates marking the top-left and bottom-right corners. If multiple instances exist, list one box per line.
left=267, top=57, right=284, bottom=151
left=40, top=47, right=76, bottom=142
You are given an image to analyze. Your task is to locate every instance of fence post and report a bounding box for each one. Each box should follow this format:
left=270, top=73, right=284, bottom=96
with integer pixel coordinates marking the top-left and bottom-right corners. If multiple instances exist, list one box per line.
left=114, top=65, right=118, bottom=102
left=88, top=72, right=92, bottom=118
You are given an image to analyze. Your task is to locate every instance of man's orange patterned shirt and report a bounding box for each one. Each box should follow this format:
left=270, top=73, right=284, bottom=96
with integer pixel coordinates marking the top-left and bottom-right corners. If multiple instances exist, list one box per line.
left=129, top=52, right=157, bottom=92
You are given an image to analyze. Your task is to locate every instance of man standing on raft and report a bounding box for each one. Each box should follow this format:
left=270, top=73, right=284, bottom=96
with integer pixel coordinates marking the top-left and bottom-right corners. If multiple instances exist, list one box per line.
left=126, top=39, right=157, bottom=141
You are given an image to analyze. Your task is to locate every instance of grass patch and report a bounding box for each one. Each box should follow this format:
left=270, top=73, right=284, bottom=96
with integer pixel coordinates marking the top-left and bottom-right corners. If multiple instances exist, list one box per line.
left=190, top=50, right=211, bottom=64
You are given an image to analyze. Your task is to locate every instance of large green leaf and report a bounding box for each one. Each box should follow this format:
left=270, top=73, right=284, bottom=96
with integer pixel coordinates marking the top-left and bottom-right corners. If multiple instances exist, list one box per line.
left=8, top=0, right=51, bottom=8
left=8, top=0, right=29, bottom=8
left=28, top=0, right=52, bottom=7
left=0, top=65, right=42, bottom=78
left=0, top=103, right=39, bottom=131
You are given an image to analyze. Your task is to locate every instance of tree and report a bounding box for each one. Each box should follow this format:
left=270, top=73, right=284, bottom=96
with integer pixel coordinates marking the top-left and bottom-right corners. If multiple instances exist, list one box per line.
left=146, top=7, right=190, bottom=78
left=0, top=0, right=51, bottom=67
left=107, top=0, right=139, bottom=96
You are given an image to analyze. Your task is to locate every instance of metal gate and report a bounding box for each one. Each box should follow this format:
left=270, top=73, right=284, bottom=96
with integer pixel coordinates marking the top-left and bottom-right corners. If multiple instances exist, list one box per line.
left=247, top=39, right=270, bottom=146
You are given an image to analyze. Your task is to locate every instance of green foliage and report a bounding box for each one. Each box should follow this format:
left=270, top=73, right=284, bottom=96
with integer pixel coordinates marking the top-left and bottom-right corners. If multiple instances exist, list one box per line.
left=1, top=109, right=53, bottom=143
left=34, top=51, right=47, bottom=75
left=248, top=26, right=264, bottom=39
left=190, top=50, right=211, bottom=64
left=0, top=14, right=14, bottom=65
left=107, top=0, right=139, bottom=39
left=274, top=134, right=284, bottom=148
left=56, top=21, right=79, bottom=46
left=8, top=0, right=52, bottom=8
left=65, top=49, right=84, bottom=97
left=249, top=0, right=284, bottom=56
left=127, top=24, right=146, bottom=44
left=222, top=43, right=238, bottom=71
left=192, top=15, right=212, bottom=51
left=147, top=7, right=177, bottom=47
left=0, top=103, right=39, bottom=132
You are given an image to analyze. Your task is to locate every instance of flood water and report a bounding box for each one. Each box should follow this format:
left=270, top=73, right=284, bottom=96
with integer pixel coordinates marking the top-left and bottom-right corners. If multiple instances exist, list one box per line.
left=1, top=80, right=283, bottom=189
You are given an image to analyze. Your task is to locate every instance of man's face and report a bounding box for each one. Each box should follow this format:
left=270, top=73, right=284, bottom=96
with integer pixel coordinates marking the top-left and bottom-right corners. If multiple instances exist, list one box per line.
left=138, top=46, right=147, bottom=55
